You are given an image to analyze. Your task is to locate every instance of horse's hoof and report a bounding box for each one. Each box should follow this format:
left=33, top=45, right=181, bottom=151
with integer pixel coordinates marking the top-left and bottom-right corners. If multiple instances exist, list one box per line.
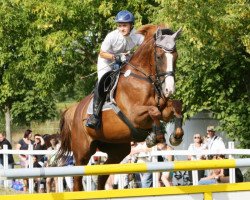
left=169, top=133, right=183, bottom=146
left=145, top=133, right=157, bottom=148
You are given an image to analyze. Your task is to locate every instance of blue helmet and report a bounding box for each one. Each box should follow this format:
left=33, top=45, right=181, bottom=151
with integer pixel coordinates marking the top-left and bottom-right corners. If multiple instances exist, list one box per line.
left=115, top=10, right=135, bottom=23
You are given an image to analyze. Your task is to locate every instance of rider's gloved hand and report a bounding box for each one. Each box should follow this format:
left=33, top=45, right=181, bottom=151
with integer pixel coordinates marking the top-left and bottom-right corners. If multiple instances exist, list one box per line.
left=114, top=53, right=127, bottom=63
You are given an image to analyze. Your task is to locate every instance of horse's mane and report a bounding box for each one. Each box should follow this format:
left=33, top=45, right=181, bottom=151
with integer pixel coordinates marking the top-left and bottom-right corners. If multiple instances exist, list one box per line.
left=136, top=24, right=173, bottom=41
left=131, top=25, right=163, bottom=62
left=137, top=24, right=158, bottom=41
left=132, top=24, right=175, bottom=62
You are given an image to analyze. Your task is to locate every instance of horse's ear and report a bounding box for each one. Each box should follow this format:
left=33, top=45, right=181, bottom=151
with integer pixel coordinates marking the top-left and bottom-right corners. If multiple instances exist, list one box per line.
left=155, top=28, right=162, bottom=40
left=171, top=28, right=182, bottom=40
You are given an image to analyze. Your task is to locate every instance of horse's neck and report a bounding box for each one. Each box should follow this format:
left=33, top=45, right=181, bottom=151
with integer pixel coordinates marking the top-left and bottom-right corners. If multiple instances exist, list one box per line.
left=115, top=41, right=158, bottom=106
left=129, top=40, right=155, bottom=75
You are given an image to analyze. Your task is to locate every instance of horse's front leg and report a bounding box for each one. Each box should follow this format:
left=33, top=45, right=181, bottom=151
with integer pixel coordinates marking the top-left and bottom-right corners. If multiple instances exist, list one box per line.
left=145, top=106, right=165, bottom=147
left=162, top=100, right=184, bottom=146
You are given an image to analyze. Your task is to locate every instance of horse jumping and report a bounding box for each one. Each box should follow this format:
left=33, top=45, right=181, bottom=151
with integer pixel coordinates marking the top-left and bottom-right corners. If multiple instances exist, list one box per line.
left=57, top=24, right=183, bottom=191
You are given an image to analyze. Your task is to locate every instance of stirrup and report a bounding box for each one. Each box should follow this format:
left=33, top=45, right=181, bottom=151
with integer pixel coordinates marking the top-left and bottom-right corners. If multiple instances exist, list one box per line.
left=85, top=115, right=100, bottom=129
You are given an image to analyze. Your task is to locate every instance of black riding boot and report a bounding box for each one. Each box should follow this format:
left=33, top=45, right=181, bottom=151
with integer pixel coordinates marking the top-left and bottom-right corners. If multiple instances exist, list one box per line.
left=86, top=87, right=104, bottom=129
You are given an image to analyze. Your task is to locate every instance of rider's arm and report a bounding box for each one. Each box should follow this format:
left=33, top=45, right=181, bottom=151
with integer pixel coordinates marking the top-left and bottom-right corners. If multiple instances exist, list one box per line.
left=99, top=50, right=116, bottom=61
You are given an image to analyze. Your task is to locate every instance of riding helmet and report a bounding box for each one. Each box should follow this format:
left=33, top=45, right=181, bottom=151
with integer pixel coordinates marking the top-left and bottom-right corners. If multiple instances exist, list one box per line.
left=115, top=10, right=135, bottom=23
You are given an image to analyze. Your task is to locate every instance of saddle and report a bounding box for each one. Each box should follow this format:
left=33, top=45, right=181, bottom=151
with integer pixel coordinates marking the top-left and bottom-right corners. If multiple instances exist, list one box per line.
left=87, top=70, right=120, bottom=115
left=86, top=68, right=151, bottom=142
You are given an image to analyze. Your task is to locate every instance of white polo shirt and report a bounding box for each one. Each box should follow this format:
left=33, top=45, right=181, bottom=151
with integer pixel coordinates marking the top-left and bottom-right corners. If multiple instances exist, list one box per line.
left=206, top=135, right=226, bottom=151
left=97, top=28, right=144, bottom=80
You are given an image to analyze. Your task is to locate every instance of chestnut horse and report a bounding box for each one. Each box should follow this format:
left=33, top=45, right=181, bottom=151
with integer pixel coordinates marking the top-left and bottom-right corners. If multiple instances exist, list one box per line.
left=57, top=24, right=184, bottom=191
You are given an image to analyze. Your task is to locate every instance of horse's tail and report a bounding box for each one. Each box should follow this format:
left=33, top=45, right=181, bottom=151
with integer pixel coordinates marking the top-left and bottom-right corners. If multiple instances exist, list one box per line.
left=55, top=104, right=77, bottom=163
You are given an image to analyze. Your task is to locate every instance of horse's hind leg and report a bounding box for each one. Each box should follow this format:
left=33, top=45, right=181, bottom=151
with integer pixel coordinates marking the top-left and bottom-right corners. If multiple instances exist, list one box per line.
left=73, top=141, right=97, bottom=191
left=73, top=153, right=90, bottom=191
left=97, top=142, right=131, bottom=190
left=73, top=161, right=86, bottom=191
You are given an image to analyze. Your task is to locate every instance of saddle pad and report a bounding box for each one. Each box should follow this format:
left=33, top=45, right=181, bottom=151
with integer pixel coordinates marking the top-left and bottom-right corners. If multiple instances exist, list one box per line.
left=87, top=98, right=113, bottom=114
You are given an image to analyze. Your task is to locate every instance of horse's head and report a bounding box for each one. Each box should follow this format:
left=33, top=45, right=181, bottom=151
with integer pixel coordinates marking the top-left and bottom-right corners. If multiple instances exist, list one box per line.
left=135, top=25, right=182, bottom=98
left=154, top=27, right=181, bottom=97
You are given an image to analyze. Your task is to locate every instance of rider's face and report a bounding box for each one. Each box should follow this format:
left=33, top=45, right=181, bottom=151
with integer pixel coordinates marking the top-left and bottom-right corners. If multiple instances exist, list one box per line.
left=117, top=23, right=132, bottom=36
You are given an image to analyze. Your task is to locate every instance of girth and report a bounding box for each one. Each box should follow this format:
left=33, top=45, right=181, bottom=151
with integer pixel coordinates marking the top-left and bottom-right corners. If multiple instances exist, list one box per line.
left=110, top=103, right=151, bottom=142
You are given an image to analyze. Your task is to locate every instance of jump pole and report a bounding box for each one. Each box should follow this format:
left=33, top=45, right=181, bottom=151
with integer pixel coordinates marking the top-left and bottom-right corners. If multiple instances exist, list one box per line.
left=1, top=158, right=250, bottom=179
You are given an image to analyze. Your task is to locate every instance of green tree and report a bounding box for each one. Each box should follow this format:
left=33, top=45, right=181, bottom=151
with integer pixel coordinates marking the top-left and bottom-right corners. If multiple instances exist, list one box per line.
left=153, top=0, right=250, bottom=147
left=0, top=0, right=156, bottom=140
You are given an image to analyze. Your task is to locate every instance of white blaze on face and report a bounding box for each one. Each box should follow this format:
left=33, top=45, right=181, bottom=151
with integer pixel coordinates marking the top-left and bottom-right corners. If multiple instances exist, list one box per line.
left=163, top=52, right=175, bottom=97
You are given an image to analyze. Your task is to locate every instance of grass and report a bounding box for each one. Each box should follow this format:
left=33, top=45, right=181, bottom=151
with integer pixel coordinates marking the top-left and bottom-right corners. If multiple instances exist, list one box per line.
left=0, top=185, right=24, bottom=195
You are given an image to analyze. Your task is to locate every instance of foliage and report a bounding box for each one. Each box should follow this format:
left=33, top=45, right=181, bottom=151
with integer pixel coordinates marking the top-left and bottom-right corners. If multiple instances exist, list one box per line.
left=153, top=0, right=250, bottom=148
left=0, top=0, right=156, bottom=125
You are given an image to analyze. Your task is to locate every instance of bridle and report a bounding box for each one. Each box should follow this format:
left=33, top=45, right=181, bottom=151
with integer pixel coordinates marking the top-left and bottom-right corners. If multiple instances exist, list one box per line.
left=153, top=45, right=176, bottom=102
left=123, top=33, right=177, bottom=109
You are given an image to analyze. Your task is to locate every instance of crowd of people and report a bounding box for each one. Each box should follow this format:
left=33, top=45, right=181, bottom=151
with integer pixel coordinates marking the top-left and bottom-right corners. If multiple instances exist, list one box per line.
left=0, top=124, right=244, bottom=193
left=187, top=126, right=243, bottom=185
left=0, top=130, right=73, bottom=193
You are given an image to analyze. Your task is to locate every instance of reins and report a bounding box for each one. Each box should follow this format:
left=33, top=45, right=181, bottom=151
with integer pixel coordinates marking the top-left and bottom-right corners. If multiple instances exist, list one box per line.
left=122, top=38, right=175, bottom=109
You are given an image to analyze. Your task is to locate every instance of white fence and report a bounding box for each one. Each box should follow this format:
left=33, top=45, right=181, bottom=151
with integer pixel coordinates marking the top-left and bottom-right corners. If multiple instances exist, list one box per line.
left=1, top=142, right=250, bottom=193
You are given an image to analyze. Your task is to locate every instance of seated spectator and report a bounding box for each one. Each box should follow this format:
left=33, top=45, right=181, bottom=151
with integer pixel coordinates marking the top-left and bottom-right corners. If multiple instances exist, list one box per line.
left=198, top=155, right=224, bottom=185
left=216, top=154, right=244, bottom=183
left=187, top=133, right=206, bottom=183
left=219, top=168, right=244, bottom=183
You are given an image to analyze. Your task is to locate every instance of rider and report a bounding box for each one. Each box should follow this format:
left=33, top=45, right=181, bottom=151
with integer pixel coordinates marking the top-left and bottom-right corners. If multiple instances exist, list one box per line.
left=86, top=10, right=144, bottom=129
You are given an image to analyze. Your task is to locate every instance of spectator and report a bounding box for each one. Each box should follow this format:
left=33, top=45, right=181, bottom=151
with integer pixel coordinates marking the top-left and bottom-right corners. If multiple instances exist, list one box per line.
left=56, top=139, right=74, bottom=192
left=63, top=153, right=74, bottom=191
left=33, top=134, right=46, bottom=165
left=16, top=129, right=34, bottom=192
left=125, top=142, right=141, bottom=188
left=187, top=133, right=207, bottom=183
left=131, top=141, right=153, bottom=188
left=45, top=135, right=60, bottom=193
left=157, top=142, right=174, bottom=187
left=110, top=142, right=139, bottom=189
left=30, top=155, right=45, bottom=193
left=198, top=155, right=224, bottom=185
left=205, top=126, right=226, bottom=159
left=219, top=168, right=244, bottom=183
left=216, top=155, right=244, bottom=183
left=0, top=132, right=14, bottom=186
